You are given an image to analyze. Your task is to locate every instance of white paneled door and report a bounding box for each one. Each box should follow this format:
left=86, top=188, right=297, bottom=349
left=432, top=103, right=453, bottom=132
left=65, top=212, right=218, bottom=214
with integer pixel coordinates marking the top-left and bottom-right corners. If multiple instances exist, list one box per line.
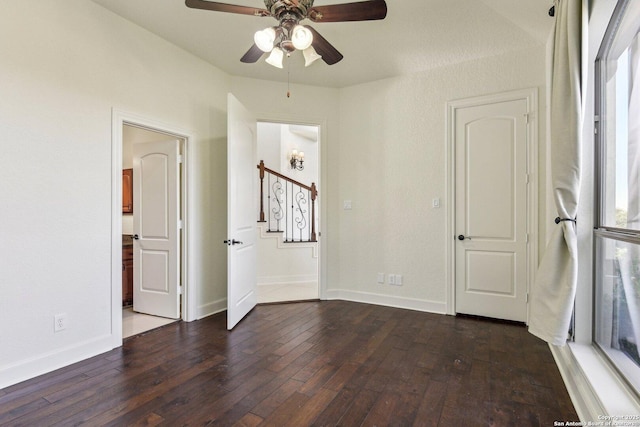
left=226, top=94, right=258, bottom=330
left=455, top=98, right=529, bottom=322
left=133, top=140, right=181, bottom=319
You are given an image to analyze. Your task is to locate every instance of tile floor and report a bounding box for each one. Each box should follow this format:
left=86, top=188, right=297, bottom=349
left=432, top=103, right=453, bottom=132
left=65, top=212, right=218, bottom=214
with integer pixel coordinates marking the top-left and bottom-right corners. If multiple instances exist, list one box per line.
left=122, top=307, right=178, bottom=338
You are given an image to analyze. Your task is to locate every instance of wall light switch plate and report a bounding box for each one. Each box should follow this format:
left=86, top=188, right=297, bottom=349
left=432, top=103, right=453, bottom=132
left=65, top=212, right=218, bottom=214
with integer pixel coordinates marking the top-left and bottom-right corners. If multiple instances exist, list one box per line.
left=343, top=200, right=352, bottom=210
left=377, top=273, right=385, bottom=284
left=432, top=198, right=440, bottom=208
left=395, top=275, right=403, bottom=285
left=388, top=274, right=395, bottom=285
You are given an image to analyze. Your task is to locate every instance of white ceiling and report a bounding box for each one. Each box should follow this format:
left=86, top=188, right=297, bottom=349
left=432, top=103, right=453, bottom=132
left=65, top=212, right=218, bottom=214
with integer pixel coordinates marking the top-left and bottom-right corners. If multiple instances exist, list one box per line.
left=90, top=0, right=554, bottom=88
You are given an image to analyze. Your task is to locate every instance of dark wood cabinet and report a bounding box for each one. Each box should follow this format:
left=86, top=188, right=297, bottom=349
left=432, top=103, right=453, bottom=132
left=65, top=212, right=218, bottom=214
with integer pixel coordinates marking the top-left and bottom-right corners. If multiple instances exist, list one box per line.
left=122, top=246, right=133, bottom=306
left=122, top=169, right=133, bottom=214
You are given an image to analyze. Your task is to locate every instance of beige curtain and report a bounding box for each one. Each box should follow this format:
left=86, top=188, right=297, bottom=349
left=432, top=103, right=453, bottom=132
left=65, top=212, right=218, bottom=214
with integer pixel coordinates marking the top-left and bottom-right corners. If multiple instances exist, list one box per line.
left=528, top=0, right=582, bottom=346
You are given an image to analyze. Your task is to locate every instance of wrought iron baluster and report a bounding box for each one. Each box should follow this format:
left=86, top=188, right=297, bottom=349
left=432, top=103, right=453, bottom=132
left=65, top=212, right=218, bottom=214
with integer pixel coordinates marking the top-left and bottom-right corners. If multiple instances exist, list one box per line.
left=256, top=161, right=318, bottom=243
left=271, top=178, right=284, bottom=232
left=294, top=185, right=308, bottom=242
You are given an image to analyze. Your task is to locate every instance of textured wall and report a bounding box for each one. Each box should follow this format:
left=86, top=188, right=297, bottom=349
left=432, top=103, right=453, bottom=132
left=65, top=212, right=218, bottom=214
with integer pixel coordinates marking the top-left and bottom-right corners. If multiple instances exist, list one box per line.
left=333, top=46, right=547, bottom=310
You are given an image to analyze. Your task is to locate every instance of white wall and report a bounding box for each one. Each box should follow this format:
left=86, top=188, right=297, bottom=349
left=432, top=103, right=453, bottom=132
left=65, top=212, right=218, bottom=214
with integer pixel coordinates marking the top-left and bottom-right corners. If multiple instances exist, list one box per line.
left=257, top=122, right=282, bottom=170
left=0, top=0, right=229, bottom=387
left=332, top=46, right=547, bottom=312
left=280, top=125, right=319, bottom=189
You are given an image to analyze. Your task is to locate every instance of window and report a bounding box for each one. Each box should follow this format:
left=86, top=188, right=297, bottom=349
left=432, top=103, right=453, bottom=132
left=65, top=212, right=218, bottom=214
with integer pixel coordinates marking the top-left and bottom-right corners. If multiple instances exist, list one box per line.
left=594, top=0, right=640, bottom=395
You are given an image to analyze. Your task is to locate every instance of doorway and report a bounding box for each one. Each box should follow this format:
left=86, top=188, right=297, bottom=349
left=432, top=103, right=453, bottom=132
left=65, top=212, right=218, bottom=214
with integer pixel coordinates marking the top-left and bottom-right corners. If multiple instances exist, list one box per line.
left=122, top=124, right=184, bottom=337
left=111, top=110, right=191, bottom=344
left=447, top=89, right=538, bottom=323
left=255, top=121, right=320, bottom=303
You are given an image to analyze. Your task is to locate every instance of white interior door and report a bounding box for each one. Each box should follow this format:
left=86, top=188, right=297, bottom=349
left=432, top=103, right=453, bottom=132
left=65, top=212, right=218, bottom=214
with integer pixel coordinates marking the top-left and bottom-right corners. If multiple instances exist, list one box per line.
left=133, top=140, right=181, bottom=319
left=455, top=99, right=528, bottom=322
left=227, top=94, right=258, bottom=330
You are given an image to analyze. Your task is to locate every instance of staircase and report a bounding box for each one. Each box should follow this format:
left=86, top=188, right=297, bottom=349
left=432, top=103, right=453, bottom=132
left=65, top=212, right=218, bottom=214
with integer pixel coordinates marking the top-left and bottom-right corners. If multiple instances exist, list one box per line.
left=256, top=160, right=319, bottom=303
left=257, top=160, right=318, bottom=243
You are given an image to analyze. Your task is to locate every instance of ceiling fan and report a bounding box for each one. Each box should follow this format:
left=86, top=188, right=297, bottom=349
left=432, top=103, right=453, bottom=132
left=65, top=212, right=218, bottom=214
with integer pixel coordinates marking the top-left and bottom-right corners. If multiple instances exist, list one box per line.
left=185, top=0, right=387, bottom=68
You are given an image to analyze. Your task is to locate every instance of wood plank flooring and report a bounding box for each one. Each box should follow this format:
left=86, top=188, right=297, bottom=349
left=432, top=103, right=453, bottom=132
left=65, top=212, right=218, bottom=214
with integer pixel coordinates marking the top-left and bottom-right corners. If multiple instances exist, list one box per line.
left=0, top=301, right=578, bottom=426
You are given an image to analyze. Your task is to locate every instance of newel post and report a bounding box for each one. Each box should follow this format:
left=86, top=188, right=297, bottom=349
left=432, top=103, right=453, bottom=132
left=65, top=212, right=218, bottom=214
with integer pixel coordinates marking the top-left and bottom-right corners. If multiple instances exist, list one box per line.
left=310, top=182, right=317, bottom=242
left=258, top=160, right=266, bottom=222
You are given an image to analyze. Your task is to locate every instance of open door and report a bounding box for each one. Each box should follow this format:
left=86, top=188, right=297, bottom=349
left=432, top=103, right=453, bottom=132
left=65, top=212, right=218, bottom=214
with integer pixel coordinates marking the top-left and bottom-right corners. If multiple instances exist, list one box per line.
left=132, top=140, right=181, bottom=319
left=227, top=94, right=258, bottom=330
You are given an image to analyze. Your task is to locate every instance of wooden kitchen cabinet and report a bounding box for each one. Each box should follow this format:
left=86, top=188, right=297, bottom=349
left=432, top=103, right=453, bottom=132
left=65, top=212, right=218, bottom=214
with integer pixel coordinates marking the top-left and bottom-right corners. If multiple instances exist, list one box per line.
left=122, top=246, right=133, bottom=306
left=122, top=169, right=133, bottom=213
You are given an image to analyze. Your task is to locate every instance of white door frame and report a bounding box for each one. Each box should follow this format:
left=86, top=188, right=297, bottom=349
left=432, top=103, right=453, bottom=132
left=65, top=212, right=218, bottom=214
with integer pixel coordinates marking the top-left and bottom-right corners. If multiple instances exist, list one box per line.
left=254, top=111, right=326, bottom=301
left=110, top=108, right=193, bottom=347
left=445, top=88, right=539, bottom=320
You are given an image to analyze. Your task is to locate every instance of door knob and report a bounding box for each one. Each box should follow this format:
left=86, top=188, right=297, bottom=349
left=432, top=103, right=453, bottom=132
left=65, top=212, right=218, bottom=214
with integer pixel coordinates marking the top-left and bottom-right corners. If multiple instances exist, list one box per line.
left=458, top=235, right=471, bottom=241
left=133, top=234, right=139, bottom=240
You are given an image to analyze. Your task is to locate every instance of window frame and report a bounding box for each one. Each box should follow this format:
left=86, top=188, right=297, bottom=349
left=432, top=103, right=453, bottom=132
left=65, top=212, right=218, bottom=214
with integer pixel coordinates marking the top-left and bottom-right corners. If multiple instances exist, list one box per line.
left=593, top=0, right=640, bottom=397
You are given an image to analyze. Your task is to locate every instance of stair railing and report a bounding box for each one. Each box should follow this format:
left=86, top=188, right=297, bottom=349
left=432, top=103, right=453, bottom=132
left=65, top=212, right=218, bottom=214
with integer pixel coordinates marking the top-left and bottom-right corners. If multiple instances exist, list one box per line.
left=258, top=160, right=317, bottom=242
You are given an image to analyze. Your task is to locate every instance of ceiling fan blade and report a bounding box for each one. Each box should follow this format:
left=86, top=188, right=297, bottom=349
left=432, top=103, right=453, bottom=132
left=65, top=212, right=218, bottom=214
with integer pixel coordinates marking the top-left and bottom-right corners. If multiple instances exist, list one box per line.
left=185, top=0, right=269, bottom=17
left=240, top=44, right=265, bottom=63
left=305, top=26, right=343, bottom=65
left=308, top=0, right=387, bottom=22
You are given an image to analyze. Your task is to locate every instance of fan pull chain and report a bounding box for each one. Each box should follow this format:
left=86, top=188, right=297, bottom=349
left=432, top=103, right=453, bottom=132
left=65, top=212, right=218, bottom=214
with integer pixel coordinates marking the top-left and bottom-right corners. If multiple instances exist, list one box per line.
left=287, top=56, right=291, bottom=98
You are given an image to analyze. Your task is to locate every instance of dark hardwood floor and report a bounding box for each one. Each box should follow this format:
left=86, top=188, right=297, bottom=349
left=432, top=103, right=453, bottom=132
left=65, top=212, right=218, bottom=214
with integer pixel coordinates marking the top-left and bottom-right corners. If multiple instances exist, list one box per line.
left=0, top=300, right=578, bottom=426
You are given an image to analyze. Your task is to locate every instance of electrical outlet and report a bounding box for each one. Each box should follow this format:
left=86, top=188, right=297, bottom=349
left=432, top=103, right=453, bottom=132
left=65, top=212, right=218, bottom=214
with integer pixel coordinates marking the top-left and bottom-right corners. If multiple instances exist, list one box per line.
left=432, top=198, right=440, bottom=208
left=54, top=313, right=67, bottom=332
left=388, top=274, right=402, bottom=286
left=377, top=273, right=385, bottom=284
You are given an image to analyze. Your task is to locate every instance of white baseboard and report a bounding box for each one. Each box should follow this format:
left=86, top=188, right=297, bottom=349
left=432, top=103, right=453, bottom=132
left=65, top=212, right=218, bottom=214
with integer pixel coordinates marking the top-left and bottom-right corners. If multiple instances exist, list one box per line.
left=196, top=298, right=227, bottom=320
left=0, top=334, right=113, bottom=390
left=550, top=343, right=640, bottom=422
left=258, top=275, right=317, bottom=285
left=324, top=289, right=447, bottom=314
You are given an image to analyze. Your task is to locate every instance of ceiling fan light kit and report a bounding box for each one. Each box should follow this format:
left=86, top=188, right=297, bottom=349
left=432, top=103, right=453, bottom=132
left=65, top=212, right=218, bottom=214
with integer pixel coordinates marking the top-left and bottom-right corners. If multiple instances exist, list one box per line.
left=291, top=25, right=313, bottom=50
left=185, top=0, right=387, bottom=67
left=266, top=47, right=285, bottom=68
left=303, top=46, right=322, bottom=67
left=254, top=27, right=277, bottom=52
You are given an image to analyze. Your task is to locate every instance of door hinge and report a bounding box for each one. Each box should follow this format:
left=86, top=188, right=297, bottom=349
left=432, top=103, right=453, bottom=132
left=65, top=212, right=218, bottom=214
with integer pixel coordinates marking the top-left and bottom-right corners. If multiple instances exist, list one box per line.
left=525, top=174, right=530, bottom=184
left=178, top=286, right=183, bottom=295
left=526, top=234, right=529, bottom=243
left=177, top=155, right=183, bottom=164
left=526, top=293, right=529, bottom=303
left=179, top=220, right=183, bottom=229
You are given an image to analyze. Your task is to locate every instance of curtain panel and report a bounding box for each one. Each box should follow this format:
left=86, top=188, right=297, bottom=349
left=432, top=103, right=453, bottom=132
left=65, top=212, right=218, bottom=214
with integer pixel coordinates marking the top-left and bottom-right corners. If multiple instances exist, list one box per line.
left=528, top=0, right=583, bottom=346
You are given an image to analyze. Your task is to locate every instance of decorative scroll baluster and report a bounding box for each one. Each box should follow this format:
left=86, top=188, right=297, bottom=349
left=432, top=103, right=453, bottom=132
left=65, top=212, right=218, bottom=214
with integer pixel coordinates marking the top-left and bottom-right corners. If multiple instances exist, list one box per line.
left=272, top=179, right=284, bottom=232
left=294, top=187, right=308, bottom=242
left=257, top=160, right=318, bottom=243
